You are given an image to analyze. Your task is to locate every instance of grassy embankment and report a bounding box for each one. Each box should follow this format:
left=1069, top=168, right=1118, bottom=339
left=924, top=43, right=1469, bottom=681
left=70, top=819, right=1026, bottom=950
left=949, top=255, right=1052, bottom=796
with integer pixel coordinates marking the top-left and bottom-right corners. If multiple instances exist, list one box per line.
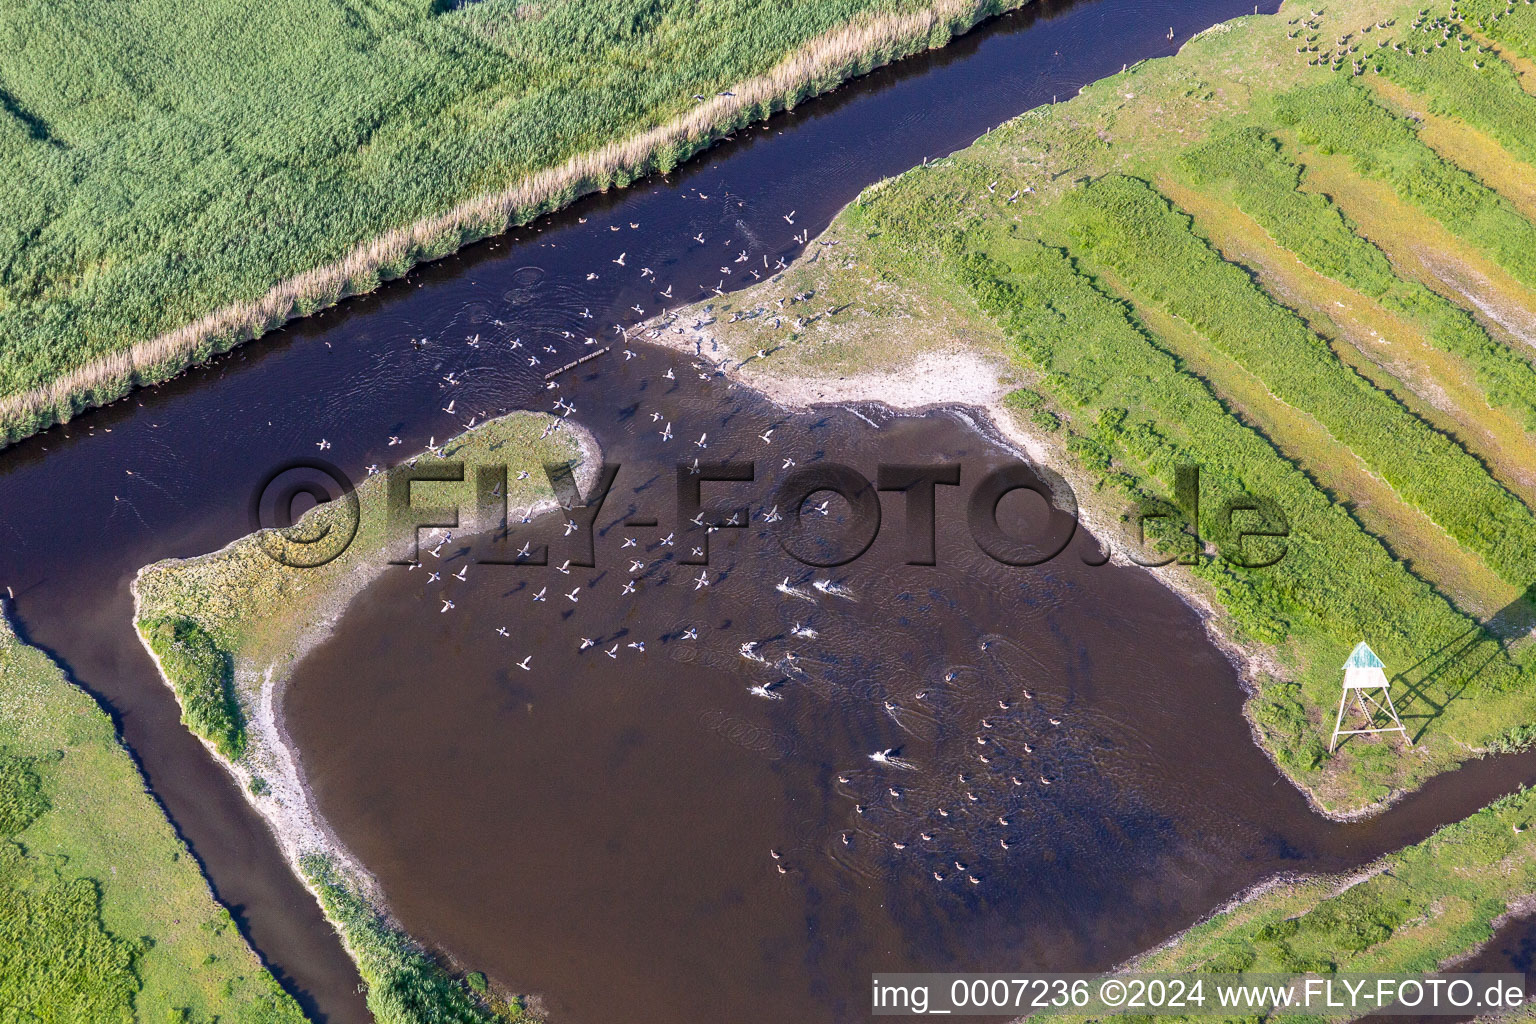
left=0, top=609, right=307, bottom=1023
left=0, top=0, right=1033, bottom=446
left=670, top=0, right=1536, bottom=815
left=133, top=411, right=589, bottom=1023
left=1043, top=785, right=1536, bottom=1023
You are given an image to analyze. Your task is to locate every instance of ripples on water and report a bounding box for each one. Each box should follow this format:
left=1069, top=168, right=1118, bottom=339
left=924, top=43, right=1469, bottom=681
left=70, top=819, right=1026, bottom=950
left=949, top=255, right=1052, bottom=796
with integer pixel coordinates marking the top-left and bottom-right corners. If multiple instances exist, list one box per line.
left=43, top=2, right=1536, bottom=1022
left=280, top=348, right=1316, bottom=1023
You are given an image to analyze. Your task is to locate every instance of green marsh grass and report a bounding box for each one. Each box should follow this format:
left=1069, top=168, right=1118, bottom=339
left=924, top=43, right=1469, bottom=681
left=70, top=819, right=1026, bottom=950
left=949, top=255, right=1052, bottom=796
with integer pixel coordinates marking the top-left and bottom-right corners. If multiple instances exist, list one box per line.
left=1180, top=125, right=1536, bottom=432
left=1460, top=0, right=1536, bottom=57
left=1044, top=784, right=1536, bottom=1018
left=1367, top=9, right=1536, bottom=167
left=1058, top=174, right=1536, bottom=589
left=0, top=0, right=1026, bottom=445
left=305, top=854, right=528, bottom=1023
left=1273, top=80, right=1536, bottom=293
left=139, top=615, right=246, bottom=761
left=680, top=0, right=1536, bottom=810
left=0, top=612, right=306, bottom=1022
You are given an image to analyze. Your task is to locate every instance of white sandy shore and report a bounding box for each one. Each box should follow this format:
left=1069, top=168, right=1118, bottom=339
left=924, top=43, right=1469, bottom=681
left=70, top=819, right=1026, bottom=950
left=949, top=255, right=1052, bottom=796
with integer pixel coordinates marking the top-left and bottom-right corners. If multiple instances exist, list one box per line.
left=634, top=318, right=1418, bottom=824
left=643, top=320, right=1275, bottom=675
left=132, top=421, right=600, bottom=944
left=644, top=324, right=1536, bottom=996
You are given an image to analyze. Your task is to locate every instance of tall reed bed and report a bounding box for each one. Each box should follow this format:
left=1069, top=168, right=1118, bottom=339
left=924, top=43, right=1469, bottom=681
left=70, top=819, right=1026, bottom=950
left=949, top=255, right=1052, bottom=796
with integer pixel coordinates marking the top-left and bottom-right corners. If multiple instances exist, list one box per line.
left=0, top=0, right=1026, bottom=446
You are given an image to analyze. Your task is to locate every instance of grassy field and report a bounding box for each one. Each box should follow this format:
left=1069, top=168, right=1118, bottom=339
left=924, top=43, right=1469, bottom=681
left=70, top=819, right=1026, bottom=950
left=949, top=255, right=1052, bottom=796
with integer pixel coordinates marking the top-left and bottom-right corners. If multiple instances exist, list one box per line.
left=0, top=609, right=307, bottom=1023
left=675, top=0, right=1536, bottom=814
left=133, top=410, right=589, bottom=1023
left=1042, top=784, right=1536, bottom=1022
left=139, top=616, right=247, bottom=761
left=0, top=0, right=1031, bottom=446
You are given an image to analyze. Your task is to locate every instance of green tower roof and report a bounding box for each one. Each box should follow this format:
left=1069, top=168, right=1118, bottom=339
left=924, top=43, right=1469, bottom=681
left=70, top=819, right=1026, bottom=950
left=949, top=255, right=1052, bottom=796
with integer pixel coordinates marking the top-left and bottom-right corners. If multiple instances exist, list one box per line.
left=1343, top=641, right=1384, bottom=670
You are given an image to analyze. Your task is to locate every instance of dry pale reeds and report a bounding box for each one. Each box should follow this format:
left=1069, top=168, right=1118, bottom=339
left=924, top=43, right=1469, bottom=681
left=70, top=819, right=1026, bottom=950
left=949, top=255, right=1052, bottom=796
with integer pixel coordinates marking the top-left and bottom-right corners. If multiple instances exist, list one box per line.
left=0, top=0, right=1026, bottom=448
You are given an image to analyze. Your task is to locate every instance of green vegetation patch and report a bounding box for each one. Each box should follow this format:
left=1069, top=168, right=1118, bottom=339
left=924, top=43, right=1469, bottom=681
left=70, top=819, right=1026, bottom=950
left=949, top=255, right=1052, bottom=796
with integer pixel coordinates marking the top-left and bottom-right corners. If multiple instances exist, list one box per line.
left=1456, top=0, right=1536, bottom=64
left=1367, top=8, right=1536, bottom=168
left=1044, top=784, right=1536, bottom=1022
left=0, top=613, right=306, bottom=1022
left=1273, top=79, right=1536, bottom=292
left=1180, top=124, right=1536, bottom=431
left=0, top=0, right=1025, bottom=443
left=0, top=838, right=139, bottom=1024
left=0, top=752, right=47, bottom=835
left=1057, top=172, right=1536, bottom=589
left=138, top=616, right=246, bottom=761
left=951, top=225, right=1517, bottom=660
left=305, top=856, right=527, bottom=1023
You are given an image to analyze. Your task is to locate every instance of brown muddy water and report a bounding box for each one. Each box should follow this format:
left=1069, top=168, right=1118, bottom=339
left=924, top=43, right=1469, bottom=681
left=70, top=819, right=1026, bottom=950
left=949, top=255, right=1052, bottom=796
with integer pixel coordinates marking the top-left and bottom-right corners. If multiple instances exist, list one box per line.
left=7, top=0, right=1536, bottom=1019
left=284, top=343, right=1536, bottom=1024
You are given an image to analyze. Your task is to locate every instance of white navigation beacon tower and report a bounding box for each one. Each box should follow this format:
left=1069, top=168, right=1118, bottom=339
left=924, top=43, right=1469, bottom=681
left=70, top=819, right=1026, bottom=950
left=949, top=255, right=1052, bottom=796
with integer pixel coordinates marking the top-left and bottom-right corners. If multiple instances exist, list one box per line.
left=1328, top=641, right=1411, bottom=753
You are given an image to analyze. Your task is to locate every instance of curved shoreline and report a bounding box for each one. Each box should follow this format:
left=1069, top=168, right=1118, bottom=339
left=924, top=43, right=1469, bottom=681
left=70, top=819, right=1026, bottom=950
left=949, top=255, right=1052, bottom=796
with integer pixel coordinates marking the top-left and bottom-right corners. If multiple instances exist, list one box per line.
left=636, top=318, right=1536, bottom=1001
left=0, top=0, right=1033, bottom=451
left=633, top=317, right=1410, bottom=824
left=131, top=413, right=599, bottom=1014
left=132, top=552, right=386, bottom=898
left=1077, top=809, right=1536, bottom=1024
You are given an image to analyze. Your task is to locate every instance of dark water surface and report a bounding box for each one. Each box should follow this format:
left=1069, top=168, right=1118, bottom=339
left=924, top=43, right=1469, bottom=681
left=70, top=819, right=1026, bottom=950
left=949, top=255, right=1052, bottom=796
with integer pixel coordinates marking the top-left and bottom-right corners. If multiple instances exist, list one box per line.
left=285, top=369, right=1536, bottom=1023
left=9, top=0, right=1533, bottom=1021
